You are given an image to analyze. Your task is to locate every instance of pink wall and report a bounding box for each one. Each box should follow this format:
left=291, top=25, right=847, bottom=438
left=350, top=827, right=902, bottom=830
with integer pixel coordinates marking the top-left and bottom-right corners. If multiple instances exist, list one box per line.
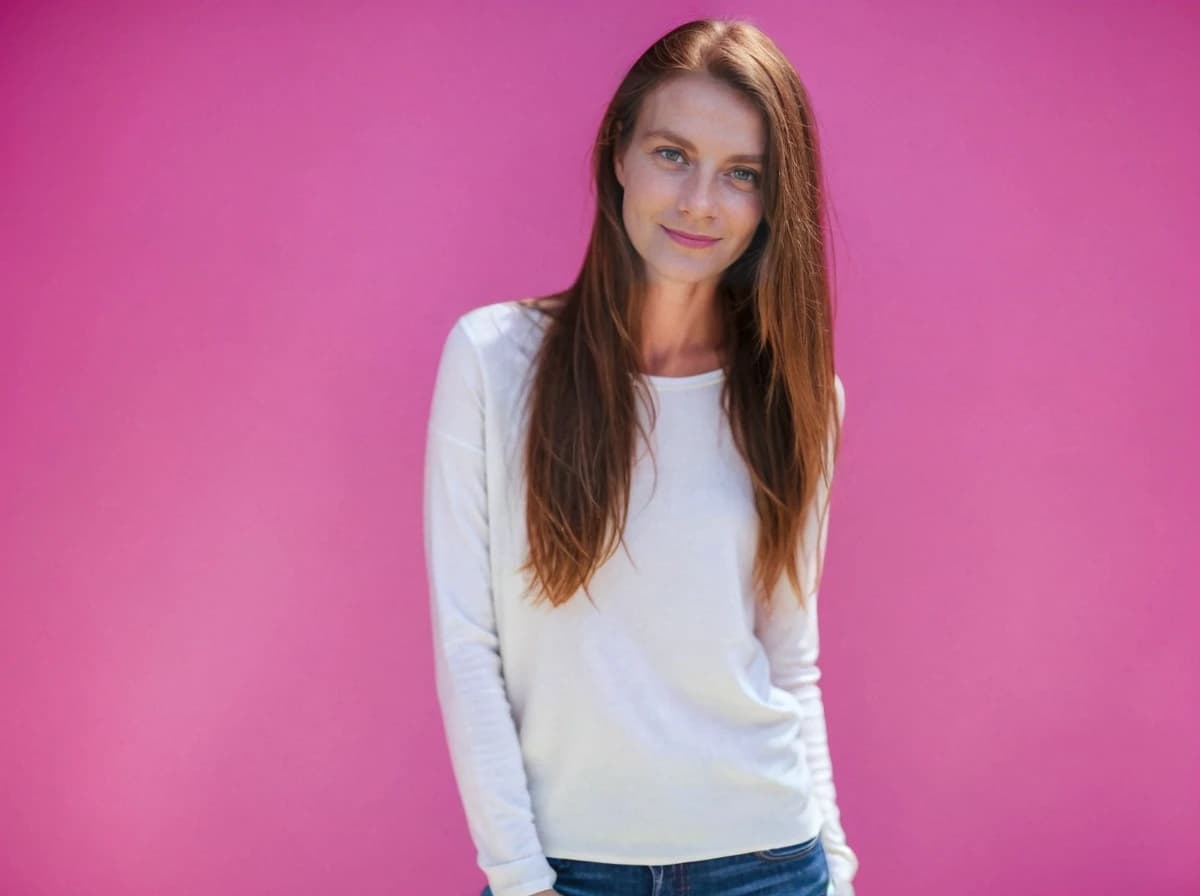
left=2, top=2, right=1196, bottom=894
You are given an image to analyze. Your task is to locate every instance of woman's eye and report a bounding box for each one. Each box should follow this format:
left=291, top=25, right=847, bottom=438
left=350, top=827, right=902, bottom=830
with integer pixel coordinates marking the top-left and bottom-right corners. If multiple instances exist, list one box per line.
left=656, top=149, right=759, bottom=186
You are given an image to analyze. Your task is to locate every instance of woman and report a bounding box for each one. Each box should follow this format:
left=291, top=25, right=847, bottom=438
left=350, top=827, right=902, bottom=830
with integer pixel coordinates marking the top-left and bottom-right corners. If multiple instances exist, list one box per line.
left=424, top=17, right=858, bottom=896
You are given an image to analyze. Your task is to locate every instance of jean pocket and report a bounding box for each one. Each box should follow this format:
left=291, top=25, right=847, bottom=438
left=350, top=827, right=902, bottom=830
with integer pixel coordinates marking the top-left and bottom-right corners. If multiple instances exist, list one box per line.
left=752, top=834, right=822, bottom=861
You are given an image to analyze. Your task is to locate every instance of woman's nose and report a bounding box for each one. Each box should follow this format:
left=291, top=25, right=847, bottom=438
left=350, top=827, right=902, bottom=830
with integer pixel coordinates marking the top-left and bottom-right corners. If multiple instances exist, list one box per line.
left=677, top=169, right=718, bottom=218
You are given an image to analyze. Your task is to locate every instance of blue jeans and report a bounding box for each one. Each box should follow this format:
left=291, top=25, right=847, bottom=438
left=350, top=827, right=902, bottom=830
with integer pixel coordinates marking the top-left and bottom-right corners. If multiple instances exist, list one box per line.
left=481, top=834, right=829, bottom=896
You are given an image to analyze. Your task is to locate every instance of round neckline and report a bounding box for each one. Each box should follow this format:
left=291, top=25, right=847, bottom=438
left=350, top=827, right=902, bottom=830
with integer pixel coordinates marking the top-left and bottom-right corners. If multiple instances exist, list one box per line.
left=639, top=367, right=726, bottom=390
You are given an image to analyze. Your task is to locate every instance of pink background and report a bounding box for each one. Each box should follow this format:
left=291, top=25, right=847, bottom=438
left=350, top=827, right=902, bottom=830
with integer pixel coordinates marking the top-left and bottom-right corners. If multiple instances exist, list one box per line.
left=2, top=2, right=1197, bottom=894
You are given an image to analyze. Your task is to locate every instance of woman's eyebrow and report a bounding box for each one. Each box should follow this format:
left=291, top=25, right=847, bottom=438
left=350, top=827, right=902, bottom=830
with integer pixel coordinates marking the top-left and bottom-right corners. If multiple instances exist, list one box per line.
left=643, top=128, right=763, bottom=164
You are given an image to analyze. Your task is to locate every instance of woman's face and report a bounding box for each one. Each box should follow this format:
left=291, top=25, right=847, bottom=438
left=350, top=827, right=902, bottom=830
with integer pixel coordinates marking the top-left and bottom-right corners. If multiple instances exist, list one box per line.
left=613, top=73, right=766, bottom=293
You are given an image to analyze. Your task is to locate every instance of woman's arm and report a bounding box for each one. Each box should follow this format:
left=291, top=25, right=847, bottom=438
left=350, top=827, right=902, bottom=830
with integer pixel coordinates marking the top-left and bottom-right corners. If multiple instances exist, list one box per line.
left=753, top=375, right=859, bottom=896
left=424, top=317, right=558, bottom=896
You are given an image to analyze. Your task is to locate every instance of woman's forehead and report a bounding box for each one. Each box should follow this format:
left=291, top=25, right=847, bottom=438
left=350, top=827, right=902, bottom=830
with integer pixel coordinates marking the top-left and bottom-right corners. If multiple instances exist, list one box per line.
left=633, top=75, right=765, bottom=155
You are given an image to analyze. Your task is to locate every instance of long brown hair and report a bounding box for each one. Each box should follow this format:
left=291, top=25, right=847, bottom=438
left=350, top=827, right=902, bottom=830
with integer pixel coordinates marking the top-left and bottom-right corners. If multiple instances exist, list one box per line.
left=517, top=17, right=842, bottom=613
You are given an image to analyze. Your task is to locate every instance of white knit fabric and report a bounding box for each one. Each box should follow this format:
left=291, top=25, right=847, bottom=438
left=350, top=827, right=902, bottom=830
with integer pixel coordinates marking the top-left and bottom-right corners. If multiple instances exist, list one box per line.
left=425, top=300, right=858, bottom=896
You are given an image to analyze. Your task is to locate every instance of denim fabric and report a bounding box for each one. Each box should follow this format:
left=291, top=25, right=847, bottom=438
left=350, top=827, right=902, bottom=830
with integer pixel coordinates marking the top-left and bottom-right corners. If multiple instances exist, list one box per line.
left=481, top=834, right=829, bottom=896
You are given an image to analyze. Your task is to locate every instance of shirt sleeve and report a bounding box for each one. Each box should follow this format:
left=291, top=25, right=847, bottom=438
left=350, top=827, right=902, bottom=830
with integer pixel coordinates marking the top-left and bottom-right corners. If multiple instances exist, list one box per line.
left=423, top=316, right=557, bottom=896
left=753, top=374, right=859, bottom=896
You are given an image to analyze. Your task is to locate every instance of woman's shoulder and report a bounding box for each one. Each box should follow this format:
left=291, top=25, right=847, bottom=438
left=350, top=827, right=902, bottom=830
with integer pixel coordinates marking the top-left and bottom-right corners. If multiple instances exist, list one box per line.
left=449, top=297, right=556, bottom=386
left=456, top=296, right=559, bottom=339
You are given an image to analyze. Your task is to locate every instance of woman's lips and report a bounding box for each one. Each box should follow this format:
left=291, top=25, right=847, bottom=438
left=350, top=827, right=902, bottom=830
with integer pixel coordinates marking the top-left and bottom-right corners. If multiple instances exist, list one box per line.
left=662, top=225, right=720, bottom=248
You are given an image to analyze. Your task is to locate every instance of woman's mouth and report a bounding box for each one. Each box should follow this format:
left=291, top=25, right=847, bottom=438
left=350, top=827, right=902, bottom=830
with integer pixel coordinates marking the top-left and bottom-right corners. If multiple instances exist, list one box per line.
left=662, top=225, right=720, bottom=248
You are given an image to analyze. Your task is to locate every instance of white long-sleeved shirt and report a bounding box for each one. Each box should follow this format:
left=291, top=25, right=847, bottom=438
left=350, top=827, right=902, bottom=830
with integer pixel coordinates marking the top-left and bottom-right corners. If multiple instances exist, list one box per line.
left=424, top=299, right=858, bottom=896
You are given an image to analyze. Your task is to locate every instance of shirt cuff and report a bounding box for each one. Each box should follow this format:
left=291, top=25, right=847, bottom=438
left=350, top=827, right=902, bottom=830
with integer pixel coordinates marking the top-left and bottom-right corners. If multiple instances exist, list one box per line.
left=485, top=853, right=557, bottom=896
left=827, top=857, right=857, bottom=896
